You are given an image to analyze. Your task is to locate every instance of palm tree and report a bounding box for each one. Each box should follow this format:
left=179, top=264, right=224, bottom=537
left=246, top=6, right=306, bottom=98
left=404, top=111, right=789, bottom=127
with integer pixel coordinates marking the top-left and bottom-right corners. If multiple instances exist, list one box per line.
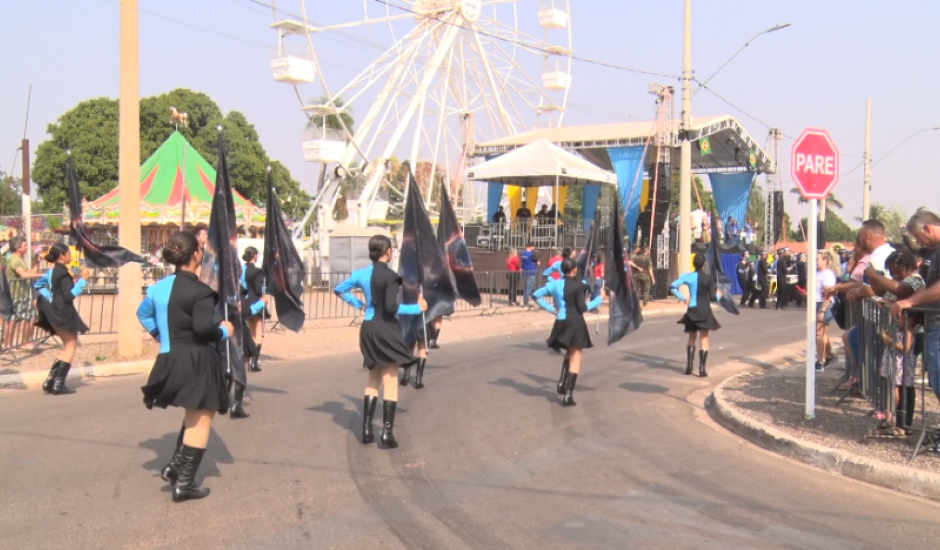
left=856, top=202, right=906, bottom=241
left=788, top=187, right=844, bottom=210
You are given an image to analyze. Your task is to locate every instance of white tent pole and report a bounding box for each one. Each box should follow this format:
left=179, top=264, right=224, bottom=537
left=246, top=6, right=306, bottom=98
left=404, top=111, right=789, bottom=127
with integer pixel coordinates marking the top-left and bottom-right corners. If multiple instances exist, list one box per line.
left=554, top=174, right=559, bottom=249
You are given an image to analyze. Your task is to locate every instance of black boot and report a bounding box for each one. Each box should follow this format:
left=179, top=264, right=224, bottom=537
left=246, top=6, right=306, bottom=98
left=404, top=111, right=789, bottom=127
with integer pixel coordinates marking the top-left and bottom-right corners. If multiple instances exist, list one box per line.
left=229, top=382, right=249, bottom=419
left=161, top=425, right=185, bottom=483
left=51, top=362, right=75, bottom=395
left=172, top=445, right=210, bottom=502
left=362, top=395, right=377, bottom=444
left=249, top=345, right=262, bottom=372
left=42, top=360, right=62, bottom=394
left=399, top=365, right=411, bottom=386
left=380, top=401, right=399, bottom=449
left=699, top=350, right=709, bottom=378
left=562, top=372, right=578, bottom=407
left=556, top=358, right=570, bottom=394
left=429, top=328, right=441, bottom=349
left=685, top=346, right=695, bottom=376
left=413, top=358, right=426, bottom=389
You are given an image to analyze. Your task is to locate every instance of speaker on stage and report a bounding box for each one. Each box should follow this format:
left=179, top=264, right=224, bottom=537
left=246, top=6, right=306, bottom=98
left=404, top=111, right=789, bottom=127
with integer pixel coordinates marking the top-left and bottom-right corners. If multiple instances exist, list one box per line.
left=773, top=191, right=785, bottom=243
left=653, top=268, right=670, bottom=300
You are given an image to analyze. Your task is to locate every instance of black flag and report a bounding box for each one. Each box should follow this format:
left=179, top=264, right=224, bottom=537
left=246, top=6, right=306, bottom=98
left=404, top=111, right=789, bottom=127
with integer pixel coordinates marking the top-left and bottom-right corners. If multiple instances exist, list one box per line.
left=605, top=199, right=643, bottom=345
left=705, top=209, right=740, bottom=315
left=0, top=266, right=13, bottom=320
left=67, top=155, right=146, bottom=269
left=199, top=132, right=245, bottom=387
left=399, top=173, right=456, bottom=346
left=262, top=170, right=305, bottom=332
left=436, top=182, right=481, bottom=306
left=575, top=208, right=601, bottom=288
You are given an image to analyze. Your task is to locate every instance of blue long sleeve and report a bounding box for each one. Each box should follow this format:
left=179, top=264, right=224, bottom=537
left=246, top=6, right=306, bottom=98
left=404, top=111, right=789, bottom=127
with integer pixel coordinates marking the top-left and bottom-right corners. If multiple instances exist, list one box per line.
left=586, top=294, right=603, bottom=311
left=533, top=285, right=556, bottom=314
left=71, top=278, right=87, bottom=298
left=669, top=278, right=685, bottom=300
left=335, top=273, right=365, bottom=310
left=137, top=294, right=158, bottom=336
left=397, top=303, right=422, bottom=316
left=542, top=261, right=561, bottom=278
left=137, top=275, right=174, bottom=353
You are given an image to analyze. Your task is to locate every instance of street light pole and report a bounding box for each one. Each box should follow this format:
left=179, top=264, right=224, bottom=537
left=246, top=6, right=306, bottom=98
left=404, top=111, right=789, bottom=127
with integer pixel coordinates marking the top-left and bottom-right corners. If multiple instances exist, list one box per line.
left=694, top=23, right=791, bottom=95
left=118, top=0, right=142, bottom=358
left=679, top=0, right=692, bottom=276
left=862, top=98, right=872, bottom=221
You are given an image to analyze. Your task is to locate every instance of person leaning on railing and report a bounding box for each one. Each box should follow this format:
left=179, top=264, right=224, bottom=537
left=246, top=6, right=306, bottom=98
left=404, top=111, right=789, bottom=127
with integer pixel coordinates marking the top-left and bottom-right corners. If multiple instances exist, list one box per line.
left=4, top=236, right=45, bottom=351
left=892, top=210, right=940, bottom=409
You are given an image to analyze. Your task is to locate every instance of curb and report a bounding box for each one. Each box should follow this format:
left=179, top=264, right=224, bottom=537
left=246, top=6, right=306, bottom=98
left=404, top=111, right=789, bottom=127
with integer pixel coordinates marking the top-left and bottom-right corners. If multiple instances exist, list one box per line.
left=709, top=372, right=940, bottom=503
left=0, top=360, right=152, bottom=391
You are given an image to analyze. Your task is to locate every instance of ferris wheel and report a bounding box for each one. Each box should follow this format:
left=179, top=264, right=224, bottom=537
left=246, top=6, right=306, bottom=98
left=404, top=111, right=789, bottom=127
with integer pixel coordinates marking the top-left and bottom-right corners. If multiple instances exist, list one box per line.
left=267, top=0, right=573, bottom=227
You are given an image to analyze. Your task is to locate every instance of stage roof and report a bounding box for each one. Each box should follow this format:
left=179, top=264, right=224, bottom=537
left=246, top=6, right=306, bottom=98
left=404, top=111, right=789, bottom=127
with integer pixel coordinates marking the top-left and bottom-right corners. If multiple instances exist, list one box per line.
left=473, top=115, right=776, bottom=175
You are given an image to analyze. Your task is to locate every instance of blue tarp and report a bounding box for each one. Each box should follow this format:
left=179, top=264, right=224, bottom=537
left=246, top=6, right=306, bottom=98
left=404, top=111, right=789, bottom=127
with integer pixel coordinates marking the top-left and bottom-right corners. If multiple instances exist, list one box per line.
left=607, top=146, right=646, bottom=245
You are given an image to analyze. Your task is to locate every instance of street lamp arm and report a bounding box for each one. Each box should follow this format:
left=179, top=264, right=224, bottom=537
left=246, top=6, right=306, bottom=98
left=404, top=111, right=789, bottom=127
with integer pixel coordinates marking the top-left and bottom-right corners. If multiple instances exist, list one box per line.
left=873, top=127, right=940, bottom=167
left=693, top=23, right=790, bottom=95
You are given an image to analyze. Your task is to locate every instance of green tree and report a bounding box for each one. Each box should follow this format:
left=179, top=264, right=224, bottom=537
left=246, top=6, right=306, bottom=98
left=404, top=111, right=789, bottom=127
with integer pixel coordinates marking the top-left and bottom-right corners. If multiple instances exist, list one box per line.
left=307, top=95, right=355, bottom=132
left=32, top=89, right=310, bottom=215
left=669, top=175, right=715, bottom=213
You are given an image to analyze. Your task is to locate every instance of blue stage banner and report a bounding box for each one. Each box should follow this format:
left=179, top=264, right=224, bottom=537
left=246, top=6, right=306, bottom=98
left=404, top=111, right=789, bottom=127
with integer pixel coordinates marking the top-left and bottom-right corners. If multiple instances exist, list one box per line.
left=709, top=172, right=754, bottom=237
left=487, top=182, right=503, bottom=223
left=607, top=146, right=646, bottom=246
left=582, top=184, right=600, bottom=230
left=721, top=253, right=744, bottom=295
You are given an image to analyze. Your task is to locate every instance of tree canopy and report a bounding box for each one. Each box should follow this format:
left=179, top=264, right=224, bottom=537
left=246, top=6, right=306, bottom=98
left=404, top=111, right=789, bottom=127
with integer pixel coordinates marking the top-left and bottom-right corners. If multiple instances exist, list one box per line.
left=32, top=88, right=310, bottom=215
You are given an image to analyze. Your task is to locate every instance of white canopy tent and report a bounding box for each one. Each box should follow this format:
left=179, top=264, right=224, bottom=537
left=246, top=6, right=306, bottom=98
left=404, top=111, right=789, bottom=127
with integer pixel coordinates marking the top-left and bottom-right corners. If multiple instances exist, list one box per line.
left=465, top=138, right=617, bottom=187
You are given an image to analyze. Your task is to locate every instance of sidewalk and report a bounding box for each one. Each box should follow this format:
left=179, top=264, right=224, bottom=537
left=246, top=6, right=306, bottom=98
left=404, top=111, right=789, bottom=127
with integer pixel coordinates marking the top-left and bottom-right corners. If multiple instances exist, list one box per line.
left=0, top=299, right=686, bottom=390
left=710, top=351, right=940, bottom=502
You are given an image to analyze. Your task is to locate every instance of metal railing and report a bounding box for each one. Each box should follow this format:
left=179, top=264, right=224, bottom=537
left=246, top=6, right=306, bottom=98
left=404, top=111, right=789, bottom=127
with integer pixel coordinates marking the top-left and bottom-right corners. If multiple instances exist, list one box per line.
left=467, top=220, right=612, bottom=252
left=833, top=298, right=939, bottom=460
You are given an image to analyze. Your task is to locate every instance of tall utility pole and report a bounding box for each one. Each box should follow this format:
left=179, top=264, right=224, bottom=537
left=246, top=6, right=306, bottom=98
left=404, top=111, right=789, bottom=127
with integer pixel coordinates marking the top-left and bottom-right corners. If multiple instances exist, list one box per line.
left=118, top=0, right=142, bottom=358
left=862, top=98, right=872, bottom=221
left=678, top=0, right=693, bottom=275
left=21, top=139, right=31, bottom=267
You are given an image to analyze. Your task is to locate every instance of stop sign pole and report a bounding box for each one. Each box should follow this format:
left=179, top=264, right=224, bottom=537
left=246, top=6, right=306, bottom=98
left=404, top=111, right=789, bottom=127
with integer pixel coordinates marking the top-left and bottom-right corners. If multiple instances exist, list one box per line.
left=791, top=128, right=840, bottom=420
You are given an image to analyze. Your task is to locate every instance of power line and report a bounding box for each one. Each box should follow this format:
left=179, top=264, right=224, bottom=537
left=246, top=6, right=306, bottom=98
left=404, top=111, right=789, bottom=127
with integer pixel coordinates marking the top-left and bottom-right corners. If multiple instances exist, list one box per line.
left=692, top=78, right=792, bottom=140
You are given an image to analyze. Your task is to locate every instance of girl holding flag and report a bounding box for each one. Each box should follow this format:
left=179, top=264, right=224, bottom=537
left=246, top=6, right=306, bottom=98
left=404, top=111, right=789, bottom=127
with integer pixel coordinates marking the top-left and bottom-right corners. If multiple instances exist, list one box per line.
left=533, top=258, right=603, bottom=407
left=35, top=242, right=90, bottom=395
left=335, top=235, right=427, bottom=449
left=138, top=231, right=234, bottom=502
left=671, top=254, right=721, bottom=377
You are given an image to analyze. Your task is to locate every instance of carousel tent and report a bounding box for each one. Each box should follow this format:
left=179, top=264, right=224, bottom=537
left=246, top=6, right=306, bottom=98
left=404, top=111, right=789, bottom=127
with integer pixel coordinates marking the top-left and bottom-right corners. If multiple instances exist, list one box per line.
left=85, top=131, right=263, bottom=227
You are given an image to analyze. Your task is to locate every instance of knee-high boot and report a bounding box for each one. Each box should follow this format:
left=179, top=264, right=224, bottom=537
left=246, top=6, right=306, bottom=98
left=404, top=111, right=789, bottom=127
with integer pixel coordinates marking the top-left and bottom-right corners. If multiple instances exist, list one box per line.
left=42, top=360, right=63, bottom=394
left=229, top=382, right=249, bottom=418
left=161, top=425, right=185, bottom=483
left=249, top=345, right=262, bottom=372
left=399, top=365, right=411, bottom=386
left=379, top=401, right=399, bottom=449
left=172, top=445, right=210, bottom=502
left=685, top=346, right=695, bottom=376
left=556, top=358, right=570, bottom=394
left=429, top=327, right=441, bottom=349
left=413, top=358, right=426, bottom=389
left=562, top=372, right=578, bottom=407
left=699, top=350, right=709, bottom=378
left=51, top=362, right=75, bottom=395
left=362, top=395, right=377, bottom=444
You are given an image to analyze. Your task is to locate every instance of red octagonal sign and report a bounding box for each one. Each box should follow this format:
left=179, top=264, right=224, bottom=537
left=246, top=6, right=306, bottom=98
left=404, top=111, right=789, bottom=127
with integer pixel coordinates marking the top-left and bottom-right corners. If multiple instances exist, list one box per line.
left=791, top=128, right=840, bottom=200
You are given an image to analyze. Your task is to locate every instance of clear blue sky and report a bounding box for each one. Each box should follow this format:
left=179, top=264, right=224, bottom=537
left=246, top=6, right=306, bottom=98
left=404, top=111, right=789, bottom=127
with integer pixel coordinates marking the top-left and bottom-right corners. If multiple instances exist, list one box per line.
left=2, top=0, right=938, bottom=223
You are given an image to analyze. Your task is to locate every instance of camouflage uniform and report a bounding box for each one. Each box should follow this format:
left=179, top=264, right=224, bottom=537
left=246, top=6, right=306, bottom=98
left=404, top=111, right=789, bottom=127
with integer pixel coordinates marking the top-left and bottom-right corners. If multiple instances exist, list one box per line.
left=632, top=253, right=653, bottom=305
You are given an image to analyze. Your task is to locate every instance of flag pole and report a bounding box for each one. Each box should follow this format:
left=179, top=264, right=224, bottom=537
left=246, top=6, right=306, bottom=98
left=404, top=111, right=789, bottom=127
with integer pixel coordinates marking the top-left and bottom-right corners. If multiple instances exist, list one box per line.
left=596, top=281, right=604, bottom=334
left=420, top=286, right=429, bottom=355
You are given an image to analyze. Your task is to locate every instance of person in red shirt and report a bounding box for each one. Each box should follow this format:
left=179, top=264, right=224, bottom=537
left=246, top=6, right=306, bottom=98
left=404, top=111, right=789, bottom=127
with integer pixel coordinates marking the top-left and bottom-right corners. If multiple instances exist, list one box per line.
left=546, top=249, right=564, bottom=280
left=593, top=253, right=605, bottom=299
left=506, top=247, right=521, bottom=306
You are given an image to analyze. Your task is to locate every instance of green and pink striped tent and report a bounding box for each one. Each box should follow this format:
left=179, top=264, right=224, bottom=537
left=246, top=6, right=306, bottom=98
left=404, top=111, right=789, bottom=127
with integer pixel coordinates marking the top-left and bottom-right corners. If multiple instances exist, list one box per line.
left=85, top=131, right=263, bottom=227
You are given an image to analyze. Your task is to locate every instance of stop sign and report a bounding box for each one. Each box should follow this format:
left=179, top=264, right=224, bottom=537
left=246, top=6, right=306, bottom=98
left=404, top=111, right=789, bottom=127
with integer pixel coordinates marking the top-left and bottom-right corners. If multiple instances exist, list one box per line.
left=791, top=128, right=840, bottom=200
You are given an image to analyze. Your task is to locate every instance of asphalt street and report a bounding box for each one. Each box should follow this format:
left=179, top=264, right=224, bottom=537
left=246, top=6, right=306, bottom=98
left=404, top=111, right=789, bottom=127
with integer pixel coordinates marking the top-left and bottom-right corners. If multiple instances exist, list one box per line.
left=2, top=307, right=938, bottom=550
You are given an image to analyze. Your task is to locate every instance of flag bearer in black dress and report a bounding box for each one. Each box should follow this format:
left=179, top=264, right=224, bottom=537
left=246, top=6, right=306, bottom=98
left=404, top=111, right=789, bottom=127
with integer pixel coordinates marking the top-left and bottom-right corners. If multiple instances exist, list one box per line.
left=670, top=254, right=722, bottom=377
left=335, top=235, right=428, bottom=448
left=35, top=242, right=91, bottom=395
left=533, top=258, right=603, bottom=406
left=138, top=231, right=235, bottom=502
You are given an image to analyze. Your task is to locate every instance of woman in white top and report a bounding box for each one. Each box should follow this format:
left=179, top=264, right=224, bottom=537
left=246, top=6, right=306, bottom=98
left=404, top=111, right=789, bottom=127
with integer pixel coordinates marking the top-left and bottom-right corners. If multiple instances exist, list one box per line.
left=815, top=250, right=841, bottom=371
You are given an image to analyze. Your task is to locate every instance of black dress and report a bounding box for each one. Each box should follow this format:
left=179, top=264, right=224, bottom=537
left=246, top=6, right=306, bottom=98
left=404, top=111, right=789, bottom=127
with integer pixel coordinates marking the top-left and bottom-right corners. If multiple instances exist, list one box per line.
left=141, top=271, right=231, bottom=413
left=36, top=263, right=89, bottom=334
left=546, top=277, right=594, bottom=351
left=360, top=262, right=418, bottom=370
left=677, top=272, right=721, bottom=333
left=241, top=263, right=265, bottom=357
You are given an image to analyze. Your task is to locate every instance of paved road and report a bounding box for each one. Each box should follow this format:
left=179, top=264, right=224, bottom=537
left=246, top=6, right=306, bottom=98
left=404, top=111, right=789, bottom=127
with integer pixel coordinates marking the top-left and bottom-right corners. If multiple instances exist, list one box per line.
left=1, top=308, right=937, bottom=549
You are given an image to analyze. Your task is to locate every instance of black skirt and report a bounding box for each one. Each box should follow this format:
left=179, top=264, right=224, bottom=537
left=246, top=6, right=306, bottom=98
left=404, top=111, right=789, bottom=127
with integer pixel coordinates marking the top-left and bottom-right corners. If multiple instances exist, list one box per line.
left=546, top=317, right=593, bottom=351
left=35, top=299, right=88, bottom=335
left=141, top=345, right=231, bottom=414
left=677, top=302, right=721, bottom=333
left=360, top=318, right=418, bottom=369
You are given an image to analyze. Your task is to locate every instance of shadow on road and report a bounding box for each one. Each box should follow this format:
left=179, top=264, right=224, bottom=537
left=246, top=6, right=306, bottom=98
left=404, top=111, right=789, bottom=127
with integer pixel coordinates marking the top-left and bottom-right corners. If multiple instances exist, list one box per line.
left=138, top=428, right=232, bottom=485
left=621, top=352, right=683, bottom=374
